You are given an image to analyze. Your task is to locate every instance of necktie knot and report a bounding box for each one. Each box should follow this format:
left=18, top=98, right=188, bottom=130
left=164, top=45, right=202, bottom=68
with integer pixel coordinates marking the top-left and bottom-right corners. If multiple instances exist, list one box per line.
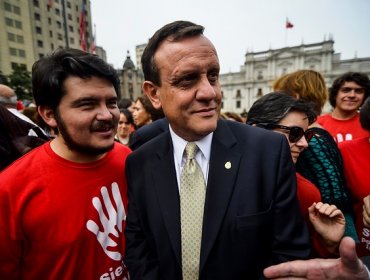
left=185, top=142, right=198, bottom=160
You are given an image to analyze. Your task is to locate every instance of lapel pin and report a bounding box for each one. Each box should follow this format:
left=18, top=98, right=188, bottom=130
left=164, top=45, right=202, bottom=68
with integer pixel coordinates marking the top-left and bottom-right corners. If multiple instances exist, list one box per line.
left=225, top=161, right=231, bottom=169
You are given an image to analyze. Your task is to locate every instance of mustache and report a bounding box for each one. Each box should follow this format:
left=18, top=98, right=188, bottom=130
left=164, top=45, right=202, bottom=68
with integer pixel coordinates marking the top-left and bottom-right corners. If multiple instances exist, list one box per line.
left=90, top=120, right=116, bottom=131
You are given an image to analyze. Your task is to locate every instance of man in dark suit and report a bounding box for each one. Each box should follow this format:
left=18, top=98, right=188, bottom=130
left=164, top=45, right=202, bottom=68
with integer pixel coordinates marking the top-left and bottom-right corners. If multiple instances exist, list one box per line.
left=124, top=20, right=310, bottom=280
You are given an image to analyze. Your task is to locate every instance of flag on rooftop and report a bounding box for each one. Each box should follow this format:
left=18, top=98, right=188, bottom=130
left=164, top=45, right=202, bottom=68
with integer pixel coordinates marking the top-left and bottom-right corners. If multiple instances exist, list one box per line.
left=286, top=18, right=294, bottom=29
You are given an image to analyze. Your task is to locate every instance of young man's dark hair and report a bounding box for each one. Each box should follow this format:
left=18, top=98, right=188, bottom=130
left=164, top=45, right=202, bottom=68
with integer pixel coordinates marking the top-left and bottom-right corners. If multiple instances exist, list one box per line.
left=329, top=72, right=370, bottom=108
left=32, top=48, right=120, bottom=110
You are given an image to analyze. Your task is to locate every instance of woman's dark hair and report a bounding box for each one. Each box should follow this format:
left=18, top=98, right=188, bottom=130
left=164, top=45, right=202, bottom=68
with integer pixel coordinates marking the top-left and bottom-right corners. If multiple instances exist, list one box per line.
left=135, top=95, right=164, bottom=121
left=118, top=98, right=133, bottom=110
left=120, top=108, right=134, bottom=125
left=32, top=48, right=120, bottom=110
left=246, top=92, right=316, bottom=126
left=329, top=72, right=370, bottom=108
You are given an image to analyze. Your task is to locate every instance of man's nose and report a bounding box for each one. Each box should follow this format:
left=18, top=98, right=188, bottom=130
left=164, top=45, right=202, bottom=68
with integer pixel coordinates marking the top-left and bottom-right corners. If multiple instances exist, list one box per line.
left=97, top=106, right=114, bottom=120
left=197, top=77, right=217, bottom=99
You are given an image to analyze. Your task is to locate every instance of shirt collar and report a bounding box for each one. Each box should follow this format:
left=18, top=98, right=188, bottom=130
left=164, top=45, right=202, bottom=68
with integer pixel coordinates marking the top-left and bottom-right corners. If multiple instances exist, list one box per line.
left=169, top=125, right=213, bottom=163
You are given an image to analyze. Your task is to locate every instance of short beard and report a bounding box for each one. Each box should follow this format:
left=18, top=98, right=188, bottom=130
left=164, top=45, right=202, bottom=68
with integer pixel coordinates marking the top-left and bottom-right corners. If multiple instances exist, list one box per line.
left=54, top=109, right=115, bottom=156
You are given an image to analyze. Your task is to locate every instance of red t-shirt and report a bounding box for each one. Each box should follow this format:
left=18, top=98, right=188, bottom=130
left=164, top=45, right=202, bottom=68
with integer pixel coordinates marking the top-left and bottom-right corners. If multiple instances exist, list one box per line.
left=296, top=172, right=335, bottom=257
left=317, top=113, right=369, bottom=143
left=339, top=137, right=370, bottom=257
left=0, top=142, right=131, bottom=279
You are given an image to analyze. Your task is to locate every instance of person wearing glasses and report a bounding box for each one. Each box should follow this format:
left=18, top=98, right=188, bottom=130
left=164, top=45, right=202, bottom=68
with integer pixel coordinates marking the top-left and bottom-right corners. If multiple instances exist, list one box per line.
left=247, top=92, right=345, bottom=257
left=317, top=72, right=370, bottom=143
left=273, top=69, right=358, bottom=244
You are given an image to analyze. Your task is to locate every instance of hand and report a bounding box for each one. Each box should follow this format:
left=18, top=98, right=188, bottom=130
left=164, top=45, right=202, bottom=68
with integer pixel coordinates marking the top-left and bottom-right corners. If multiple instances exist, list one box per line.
left=363, top=196, right=370, bottom=227
left=263, top=237, right=369, bottom=280
left=308, top=202, right=345, bottom=251
left=86, top=182, right=126, bottom=261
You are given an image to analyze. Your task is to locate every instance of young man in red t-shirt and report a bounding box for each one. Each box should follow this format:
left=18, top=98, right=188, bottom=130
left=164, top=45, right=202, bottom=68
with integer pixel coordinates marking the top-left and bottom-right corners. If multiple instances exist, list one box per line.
left=318, top=72, right=370, bottom=143
left=0, top=49, right=130, bottom=279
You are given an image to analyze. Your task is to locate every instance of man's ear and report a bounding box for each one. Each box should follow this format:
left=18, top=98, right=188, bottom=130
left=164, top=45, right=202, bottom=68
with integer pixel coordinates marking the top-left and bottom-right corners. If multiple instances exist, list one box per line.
left=38, top=106, right=58, bottom=128
left=143, top=81, right=162, bottom=110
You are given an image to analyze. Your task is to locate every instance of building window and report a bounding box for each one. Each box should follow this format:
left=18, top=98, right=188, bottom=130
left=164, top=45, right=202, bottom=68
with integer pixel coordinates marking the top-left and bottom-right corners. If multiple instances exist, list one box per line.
left=18, top=49, right=26, bottom=58
left=69, top=25, right=74, bottom=32
left=256, top=88, right=263, bottom=98
left=56, top=21, right=62, bottom=28
left=236, top=89, right=241, bottom=98
left=10, top=48, right=17, bottom=56
left=221, top=101, right=224, bottom=109
left=257, top=70, right=263, bottom=80
left=34, top=13, right=41, bottom=20
left=39, top=53, right=44, bottom=58
left=236, top=100, right=241, bottom=109
left=33, top=0, right=39, bottom=7
left=4, top=2, right=12, bottom=12
left=13, top=5, right=21, bottom=15
left=49, top=30, right=53, bottom=37
left=37, top=40, right=43, bottom=47
left=51, top=43, right=54, bottom=50
left=36, top=26, right=42, bottom=34
left=67, top=1, right=71, bottom=8
left=68, top=13, right=72, bottom=20
left=55, top=8, right=60, bottom=15
left=70, top=37, right=75, bottom=44
left=57, top=33, right=63, bottom=40
left=17, top=35, right=24, bottom=43
left=7, top=33, right=15, bottom=42
left=5, top=17, right=13, bottom=27
left=48, top=17, right=52, bottom=24
left=14, top=20, right=22, bottom=29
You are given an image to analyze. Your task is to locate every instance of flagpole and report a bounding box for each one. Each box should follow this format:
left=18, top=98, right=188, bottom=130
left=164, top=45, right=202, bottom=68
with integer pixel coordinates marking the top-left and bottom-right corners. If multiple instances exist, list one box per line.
left=285, top=27, right=287, bottom=46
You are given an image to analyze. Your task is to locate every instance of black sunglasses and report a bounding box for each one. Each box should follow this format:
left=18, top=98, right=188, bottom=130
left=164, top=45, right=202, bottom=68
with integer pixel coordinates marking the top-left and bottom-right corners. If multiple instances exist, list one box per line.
left=256, top=123, right=314, bottom=143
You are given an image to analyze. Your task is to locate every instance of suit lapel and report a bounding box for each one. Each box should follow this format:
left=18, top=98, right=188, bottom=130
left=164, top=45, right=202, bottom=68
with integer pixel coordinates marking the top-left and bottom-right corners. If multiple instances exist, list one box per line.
left=200, top=120, right=241, bottom=271
left=150, top=132, right=182, bottom=266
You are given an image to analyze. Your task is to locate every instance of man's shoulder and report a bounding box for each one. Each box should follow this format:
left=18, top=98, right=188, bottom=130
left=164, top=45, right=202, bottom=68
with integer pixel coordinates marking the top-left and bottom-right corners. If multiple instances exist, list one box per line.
left=217, top=119, right=283, bottom=143
left=130, top=118, right=169, bottom=150
left=0, top=143, right=47, bottom=180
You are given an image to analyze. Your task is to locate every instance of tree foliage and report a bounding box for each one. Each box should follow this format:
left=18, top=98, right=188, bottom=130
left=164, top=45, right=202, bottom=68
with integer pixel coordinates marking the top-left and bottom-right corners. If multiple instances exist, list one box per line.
left=0, top=71, right=9, bottom=85
left=8, top=65, right=33, bottom=101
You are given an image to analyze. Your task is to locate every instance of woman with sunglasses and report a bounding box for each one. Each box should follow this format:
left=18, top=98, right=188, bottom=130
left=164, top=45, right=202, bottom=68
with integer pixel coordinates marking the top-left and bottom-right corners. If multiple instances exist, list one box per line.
left=273, top=70, right=358, bottom=243
left=247, top=92, right=345, bottom=257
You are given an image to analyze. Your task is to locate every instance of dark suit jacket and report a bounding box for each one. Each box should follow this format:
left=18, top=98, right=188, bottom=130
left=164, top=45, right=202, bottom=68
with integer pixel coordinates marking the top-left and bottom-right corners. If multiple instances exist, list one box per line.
left=129, top=118, right=169, bottom=150
left=124, top=119, right=310, bottom=280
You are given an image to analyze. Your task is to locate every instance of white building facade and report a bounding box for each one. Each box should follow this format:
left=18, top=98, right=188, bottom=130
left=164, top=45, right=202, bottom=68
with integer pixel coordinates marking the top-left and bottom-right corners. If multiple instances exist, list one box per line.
left=220, top=39, right=370, bottom=114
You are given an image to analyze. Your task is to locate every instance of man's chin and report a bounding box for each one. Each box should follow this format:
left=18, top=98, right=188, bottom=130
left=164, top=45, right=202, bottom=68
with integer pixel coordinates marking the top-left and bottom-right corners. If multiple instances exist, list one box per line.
left=68, top=142, right=115, bottom=156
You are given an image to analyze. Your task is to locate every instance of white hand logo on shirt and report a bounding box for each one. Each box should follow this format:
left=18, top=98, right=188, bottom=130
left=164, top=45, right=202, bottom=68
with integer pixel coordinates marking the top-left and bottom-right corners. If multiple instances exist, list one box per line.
left=86, top=182, right=126, bottom=261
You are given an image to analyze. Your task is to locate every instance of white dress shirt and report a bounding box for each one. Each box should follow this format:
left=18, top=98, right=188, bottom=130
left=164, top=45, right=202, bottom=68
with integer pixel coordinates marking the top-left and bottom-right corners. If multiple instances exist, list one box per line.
left=169, top=125, right=212, bottom=193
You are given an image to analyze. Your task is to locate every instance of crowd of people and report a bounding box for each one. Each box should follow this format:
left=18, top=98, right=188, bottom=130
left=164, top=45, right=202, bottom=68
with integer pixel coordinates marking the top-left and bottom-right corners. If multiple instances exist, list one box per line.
left=0, top=20, right=369, bottom=280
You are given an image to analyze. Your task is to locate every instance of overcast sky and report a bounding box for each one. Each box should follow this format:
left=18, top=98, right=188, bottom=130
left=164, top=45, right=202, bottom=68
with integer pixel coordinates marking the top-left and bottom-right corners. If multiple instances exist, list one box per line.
left=90, top=0, right=370, bottom=73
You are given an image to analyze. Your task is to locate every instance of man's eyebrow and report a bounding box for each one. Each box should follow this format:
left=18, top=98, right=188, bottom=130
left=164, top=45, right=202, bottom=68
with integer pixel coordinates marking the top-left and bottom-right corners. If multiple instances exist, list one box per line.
left=70, top=97, right=97, bottom=107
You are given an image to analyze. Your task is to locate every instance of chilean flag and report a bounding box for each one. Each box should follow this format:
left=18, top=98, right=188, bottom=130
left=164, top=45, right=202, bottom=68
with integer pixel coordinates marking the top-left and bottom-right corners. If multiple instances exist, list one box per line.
left=286, top=18, right=294, bottom=29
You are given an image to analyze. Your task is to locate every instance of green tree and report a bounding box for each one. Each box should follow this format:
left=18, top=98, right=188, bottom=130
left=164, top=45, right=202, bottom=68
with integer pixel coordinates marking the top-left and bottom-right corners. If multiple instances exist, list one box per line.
left=8, top=65, right=32, bottom=101
left=0, top=71, right=9, bottom=85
